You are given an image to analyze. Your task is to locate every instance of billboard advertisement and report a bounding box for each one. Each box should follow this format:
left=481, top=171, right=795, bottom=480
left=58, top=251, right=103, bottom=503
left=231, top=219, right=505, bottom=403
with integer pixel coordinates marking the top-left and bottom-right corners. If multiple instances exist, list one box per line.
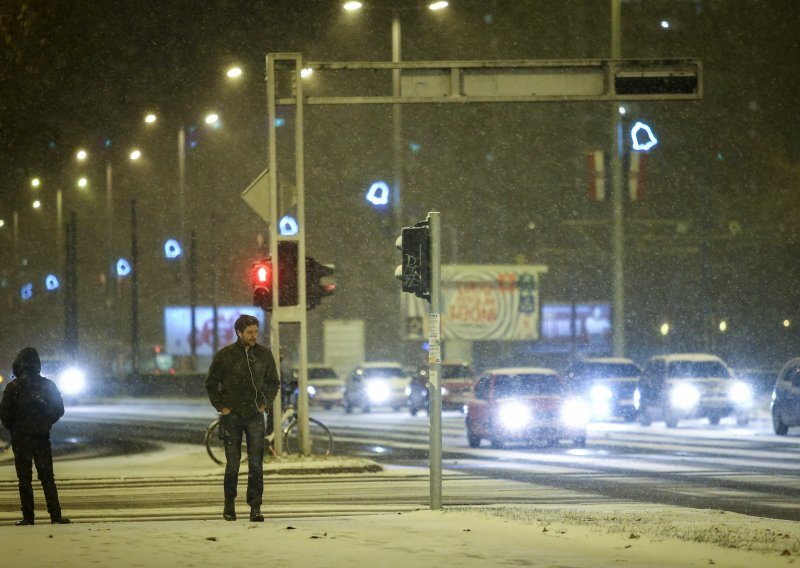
left=164, top=306, right=266, bottom=356
left=406, top=264, right=548, bottom=341
left=538, top=303, right=612, bottom=354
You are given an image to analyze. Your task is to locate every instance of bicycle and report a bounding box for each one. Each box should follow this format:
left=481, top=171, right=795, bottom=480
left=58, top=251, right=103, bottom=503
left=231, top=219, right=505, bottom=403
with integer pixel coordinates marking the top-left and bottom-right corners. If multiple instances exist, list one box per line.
left=204, top=406, right=333, bottom=465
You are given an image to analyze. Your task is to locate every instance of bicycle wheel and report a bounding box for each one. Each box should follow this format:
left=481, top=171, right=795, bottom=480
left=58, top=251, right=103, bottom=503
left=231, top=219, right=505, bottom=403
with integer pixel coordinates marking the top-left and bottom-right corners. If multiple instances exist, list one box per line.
left=283, top=417, right=334, bottom=456
left=204, top=419, right=247, bottom=465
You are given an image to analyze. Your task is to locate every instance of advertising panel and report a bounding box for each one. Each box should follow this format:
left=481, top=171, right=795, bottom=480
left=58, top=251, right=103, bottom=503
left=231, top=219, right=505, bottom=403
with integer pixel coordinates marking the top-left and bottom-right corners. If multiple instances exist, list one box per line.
left=164, top=306, right=266, bottom=356
left=406, top=264, right=548, bottom=341
left=539, top=303, right=612, bottom=353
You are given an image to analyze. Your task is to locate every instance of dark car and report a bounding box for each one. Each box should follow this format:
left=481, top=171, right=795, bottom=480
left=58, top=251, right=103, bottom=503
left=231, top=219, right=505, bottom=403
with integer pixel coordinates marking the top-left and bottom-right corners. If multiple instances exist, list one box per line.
left=465, top=367, right=591, bottom=449
left=407, top=362, right=476, bottom=416
left=635, top=353, right=753, bottom=428
left=771, top=358, right=800, bottom=435
left=563, top=357, right=641, bottom=422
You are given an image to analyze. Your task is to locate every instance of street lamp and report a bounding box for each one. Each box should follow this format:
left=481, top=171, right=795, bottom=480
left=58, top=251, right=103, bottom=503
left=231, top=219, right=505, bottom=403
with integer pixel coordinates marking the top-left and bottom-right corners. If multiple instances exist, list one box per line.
left=226, top=66, right=242, bottom=79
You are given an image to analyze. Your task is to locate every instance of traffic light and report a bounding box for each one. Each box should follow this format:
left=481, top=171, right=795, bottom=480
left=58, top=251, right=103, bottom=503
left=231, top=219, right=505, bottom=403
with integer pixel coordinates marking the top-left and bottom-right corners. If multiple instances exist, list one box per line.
left=395, top=219, right=431, bottom=301
left=306, top=257, right=335, bottom=310
left=251, top=259, right=273, bottom=310
left=252, top=242, right=335, bottom=311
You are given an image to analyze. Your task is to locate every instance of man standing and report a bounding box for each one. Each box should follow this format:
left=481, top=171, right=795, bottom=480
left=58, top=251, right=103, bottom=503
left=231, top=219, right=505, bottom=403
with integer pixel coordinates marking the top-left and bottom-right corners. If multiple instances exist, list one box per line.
left=205, top=314, right=280, bottom=522
left=0, top=347, right=70, bottom=525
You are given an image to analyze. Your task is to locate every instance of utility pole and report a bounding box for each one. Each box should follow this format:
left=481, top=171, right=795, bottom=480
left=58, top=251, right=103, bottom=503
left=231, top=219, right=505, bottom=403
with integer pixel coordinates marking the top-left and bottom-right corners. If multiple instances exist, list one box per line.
left=610, top=0, right=626, bottom=357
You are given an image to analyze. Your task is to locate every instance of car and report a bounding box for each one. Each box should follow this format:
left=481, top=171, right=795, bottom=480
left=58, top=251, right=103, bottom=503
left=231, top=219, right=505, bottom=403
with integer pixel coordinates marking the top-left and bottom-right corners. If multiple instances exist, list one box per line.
left=464, top=367, right=591, bottom=449
left=771, top=358, right=800, bottom=435
left=563, top=357, right=642, bottom=422
left=635, top=353, right=753, bottom=428
left=39, top=358, right=92, bottom=403
left=406, top=362, right=476, bottom=416
left=343, top=362, right=412, bottom=413
left=304, top=365, right=344, bottom=410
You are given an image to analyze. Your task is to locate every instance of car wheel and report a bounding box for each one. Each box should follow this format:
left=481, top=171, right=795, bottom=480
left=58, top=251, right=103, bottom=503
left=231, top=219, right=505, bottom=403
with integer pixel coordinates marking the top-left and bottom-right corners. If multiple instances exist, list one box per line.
left=708, top=413, right=721, bottom=426
left=410, top=407, right=418, bottom=416
left=344, top=401, right=353, bottom=414
left=623, top=411, right=637, bottom=423
left=490, top=432, right=504, bottom=449
left=736, top=416, right=750, bottom=427
left=323, top=403, right=332, bottom=411
left=573, top=434, right=587, bottom=448
left=361, top=405, right=371, bottom=413
left=773, top=410, right=789, bottom=435
left=467, top=430, right=481, bottom=448
left=664, top=406, right=679, bottom=428
left=638, top=403, right=652, bottom=427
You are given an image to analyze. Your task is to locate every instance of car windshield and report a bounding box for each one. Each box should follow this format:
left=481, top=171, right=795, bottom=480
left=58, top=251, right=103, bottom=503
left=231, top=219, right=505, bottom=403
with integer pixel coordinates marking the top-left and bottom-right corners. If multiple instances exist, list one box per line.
left=309, top=368, right=337, bottom=380
left=362, top=368, right=405, bottom=380
left=494, top=374, right=564, bottom=398
left=578, top=363, right=640, bottom=379
left=441, top=365, right=471, bottom=379
left=667, top=361, right=731, bottom=379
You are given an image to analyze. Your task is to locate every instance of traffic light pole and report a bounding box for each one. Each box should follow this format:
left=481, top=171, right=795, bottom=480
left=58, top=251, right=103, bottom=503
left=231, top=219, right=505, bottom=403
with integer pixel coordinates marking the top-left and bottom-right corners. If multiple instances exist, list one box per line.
left=427, top=212, right=443, bottom=510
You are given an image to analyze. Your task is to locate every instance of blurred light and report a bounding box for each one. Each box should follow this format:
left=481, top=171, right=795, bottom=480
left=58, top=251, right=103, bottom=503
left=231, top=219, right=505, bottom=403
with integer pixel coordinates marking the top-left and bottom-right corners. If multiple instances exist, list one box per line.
left=429, top=1, right=449, bottom=10
left=631, top=121, right=658, bottom=151
left=275, top=118, right=285, bottom=127
left=77, top=177, right=88, bottom=188
left=660, top=322, right=670, bottom=336
left=660, top=20, right=670, bottom=29
left=366, top=181, right=390, bottom=206
left=116, top=258, right=132, bottom=277
left=343, top=1, right=362, bottom=11
left=21, top=283, right=33, bottom=301
left=226, top=66, right=242, bottom=79
left=279, top=215, right=299, bottom=236
left=0, top=220, right=5, bottom=228
left=164, top=239, right=182, bottom=259
left=784, top=319, right=792, bottom=328
left=204, top=113, right=220, bottom=125
left=31, top=178, right=41, bottom=188
left=300, top=67, right=313, bottom=78
left=129, top=149, right=142, bottom=161
left=409, top=142, right=421, bottom=153
left=76, top=149, right=88, bottom=161
left=45, top=274, right=60, bottom=291
left=144, top=113, right=157, bottom=124
left=618, top=106, right=627, bottom=115
left=719, top=320, right=727, bottom=332
left=58, top=367, right=87, bottom=396
left=32, top=200, right=41, bottom=209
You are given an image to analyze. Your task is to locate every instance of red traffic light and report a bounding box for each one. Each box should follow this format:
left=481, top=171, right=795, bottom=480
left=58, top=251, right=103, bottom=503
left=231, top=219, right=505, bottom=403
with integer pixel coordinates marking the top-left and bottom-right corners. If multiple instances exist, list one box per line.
left=252, top=261, right=272, bottom=287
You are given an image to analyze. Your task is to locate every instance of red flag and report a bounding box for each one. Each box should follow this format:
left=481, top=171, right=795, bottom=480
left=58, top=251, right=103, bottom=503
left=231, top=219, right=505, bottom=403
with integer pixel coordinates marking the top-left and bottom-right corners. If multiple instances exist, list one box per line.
left=628, top=152, right=647, bottom=201
left=586, top=150, right=606, bottom=201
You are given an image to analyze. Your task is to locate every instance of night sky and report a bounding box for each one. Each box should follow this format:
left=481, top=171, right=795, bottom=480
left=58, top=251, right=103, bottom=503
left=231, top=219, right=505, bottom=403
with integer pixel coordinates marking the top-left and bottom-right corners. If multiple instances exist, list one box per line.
left=1, top=0, right=799, bottom=372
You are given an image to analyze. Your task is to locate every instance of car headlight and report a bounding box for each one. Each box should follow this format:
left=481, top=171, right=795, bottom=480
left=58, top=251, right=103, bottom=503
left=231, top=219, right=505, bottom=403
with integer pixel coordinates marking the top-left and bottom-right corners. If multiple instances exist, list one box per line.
left=405, top=386, right=412, bottom=396
left=633, top=387, right=641, bottom=410
left=498, top=401, right=532, bottom=431
left=729, top=381, right=752, bottom=405
left=561, top=398, right=592, bottom=427
left=441, top=386, right=450, bottom=397
left=670, top=383, right=700, bottom=410
left=307, top=385, right=317, bottom=398
left=366, top=381, right=390, bottom=403
left=590, top=385, right=613, bottom=402
left=58, top=367, right=87, bottom=396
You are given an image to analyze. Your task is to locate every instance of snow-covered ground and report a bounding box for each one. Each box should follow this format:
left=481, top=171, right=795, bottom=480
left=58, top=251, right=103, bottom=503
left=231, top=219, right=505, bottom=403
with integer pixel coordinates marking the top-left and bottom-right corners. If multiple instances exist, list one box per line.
left=1, top=442, right=799, bottom=567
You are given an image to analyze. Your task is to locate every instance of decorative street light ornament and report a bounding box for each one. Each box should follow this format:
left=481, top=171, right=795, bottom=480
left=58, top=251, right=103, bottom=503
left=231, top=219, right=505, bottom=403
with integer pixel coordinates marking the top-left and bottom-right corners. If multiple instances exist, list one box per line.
left=45, top=274, right=60, bottom=291
left=279, top=215, right=299, bottom=236
left=366, top=181, right=390, bottom=206
left=631, top=121, right=658, bottom=151
left=164, top=239, right=183, bottom=259
left=116, top=258, right=132, bottom=277
left=20, top=283, right=33, bottom=301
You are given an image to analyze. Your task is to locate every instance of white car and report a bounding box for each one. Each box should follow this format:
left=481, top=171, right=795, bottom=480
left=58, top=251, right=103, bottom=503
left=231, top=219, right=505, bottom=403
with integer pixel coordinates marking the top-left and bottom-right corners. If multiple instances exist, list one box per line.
left=306, top=365, right=345, bottom=410
left=344, top=362, right=412, bottom=413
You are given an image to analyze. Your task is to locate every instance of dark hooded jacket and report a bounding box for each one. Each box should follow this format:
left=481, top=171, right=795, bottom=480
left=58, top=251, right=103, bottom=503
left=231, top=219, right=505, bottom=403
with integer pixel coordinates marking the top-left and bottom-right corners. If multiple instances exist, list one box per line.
left=0, top=348, right=65, bottom=438
left=205, top=339, right=280, bottom=419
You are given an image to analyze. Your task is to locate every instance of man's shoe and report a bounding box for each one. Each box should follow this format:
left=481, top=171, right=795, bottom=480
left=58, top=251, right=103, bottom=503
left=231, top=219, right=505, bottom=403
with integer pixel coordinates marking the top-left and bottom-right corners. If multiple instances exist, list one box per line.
left=249, top=506, right=264, bottom=522
left=51, top=516, right=71, bottom=524
left=15, top=518, right=34, bottom=526
left=223, top=499, right=236, bottom=521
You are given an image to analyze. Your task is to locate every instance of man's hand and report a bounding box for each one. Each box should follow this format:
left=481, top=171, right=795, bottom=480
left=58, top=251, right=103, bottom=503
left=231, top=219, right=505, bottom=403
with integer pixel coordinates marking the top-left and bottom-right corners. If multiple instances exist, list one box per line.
left=220, top=407, right=231, bottom=415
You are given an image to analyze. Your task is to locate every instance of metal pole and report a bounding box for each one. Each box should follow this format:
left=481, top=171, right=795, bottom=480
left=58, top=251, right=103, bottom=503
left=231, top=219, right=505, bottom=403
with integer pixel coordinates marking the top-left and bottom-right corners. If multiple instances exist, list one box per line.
left=178, top=127, right=186, bottom=240
left=131, top=198, right=140, bottom=377
left=428, top=211, right=442, bottom=510
left=189, top=229, right=198, bottom=370
left=211, top=214, right=219, bottom=354
left=610, top=0, right=626, bottom=357
left=266, top=54, right=283, bottom=455
left=295, top=55, right=311, bottom=456
left=55, top=190, right=63, bottom=265
left=392, top=12, right=408, bottom=358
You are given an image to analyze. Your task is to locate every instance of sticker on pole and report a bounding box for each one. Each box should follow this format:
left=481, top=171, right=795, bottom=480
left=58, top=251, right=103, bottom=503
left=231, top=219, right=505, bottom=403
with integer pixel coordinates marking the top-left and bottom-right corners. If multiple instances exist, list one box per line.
left=428, top=313, right=441, bottom=341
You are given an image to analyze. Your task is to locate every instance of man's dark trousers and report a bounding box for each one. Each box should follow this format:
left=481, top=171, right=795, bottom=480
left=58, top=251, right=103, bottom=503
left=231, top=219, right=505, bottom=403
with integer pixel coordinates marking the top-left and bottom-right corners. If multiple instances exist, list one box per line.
left=13, top=434, right=62, bottom=518
left=221, top=412, right=265, bottom=507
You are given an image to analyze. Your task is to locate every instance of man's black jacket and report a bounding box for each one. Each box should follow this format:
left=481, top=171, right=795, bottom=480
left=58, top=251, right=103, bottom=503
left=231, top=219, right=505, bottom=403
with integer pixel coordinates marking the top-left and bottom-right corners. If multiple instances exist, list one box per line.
left=205, top=339, right=280, bottom=419
left=0, top=374, right=65, bottom=439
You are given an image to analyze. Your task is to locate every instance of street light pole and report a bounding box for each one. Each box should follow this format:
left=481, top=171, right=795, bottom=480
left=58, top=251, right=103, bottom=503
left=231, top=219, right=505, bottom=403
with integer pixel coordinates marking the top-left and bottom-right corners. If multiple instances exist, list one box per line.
left=610, top=0, right=626, bottom=357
